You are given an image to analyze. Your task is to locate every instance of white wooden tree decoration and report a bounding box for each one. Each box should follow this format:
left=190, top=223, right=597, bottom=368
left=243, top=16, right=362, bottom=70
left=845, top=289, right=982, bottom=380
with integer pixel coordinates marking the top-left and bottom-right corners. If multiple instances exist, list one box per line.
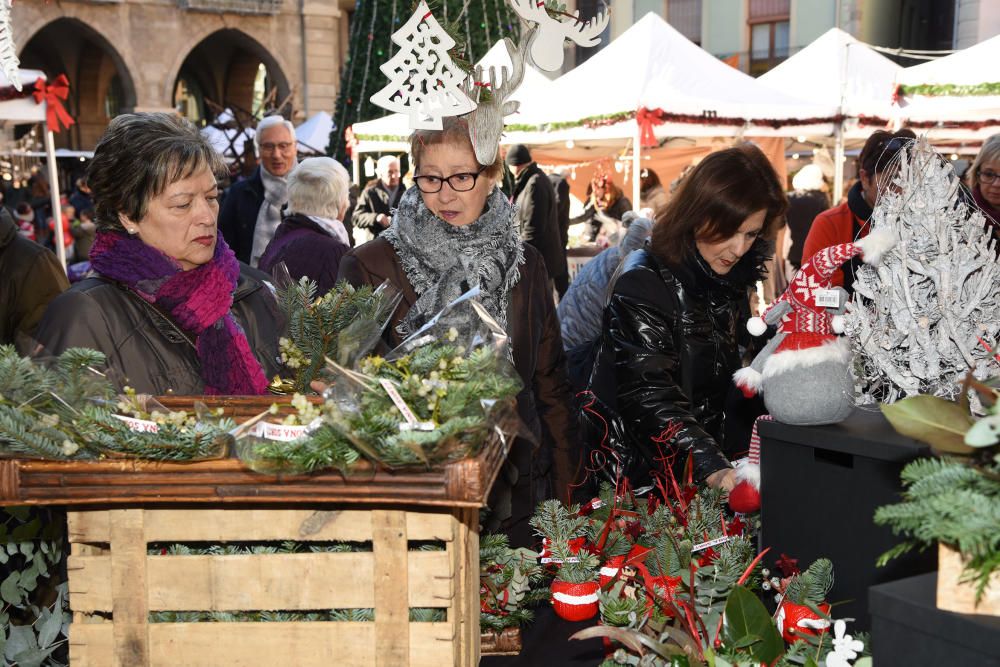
left=845, top=137, right=1000, bottom=405
left=461, top=37, right=527, bottom=166
left=509, top=0, right=610, bottom=72
left=370, top=0, right=476, bottom=130
left=0, top=0, right=21, bottom=91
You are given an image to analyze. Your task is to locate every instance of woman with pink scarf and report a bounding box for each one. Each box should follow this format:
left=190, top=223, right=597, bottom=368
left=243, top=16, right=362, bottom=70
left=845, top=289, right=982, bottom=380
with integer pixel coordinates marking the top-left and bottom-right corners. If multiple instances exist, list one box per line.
left=35, top=113, right=282, bottom=395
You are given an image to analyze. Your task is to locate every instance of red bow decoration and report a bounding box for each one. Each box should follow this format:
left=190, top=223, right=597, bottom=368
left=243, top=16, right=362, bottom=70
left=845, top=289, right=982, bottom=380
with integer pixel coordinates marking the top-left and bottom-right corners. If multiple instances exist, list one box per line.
left=33, top=75, right=75, bottom=133
left=636, top=107, right=665, bottom=148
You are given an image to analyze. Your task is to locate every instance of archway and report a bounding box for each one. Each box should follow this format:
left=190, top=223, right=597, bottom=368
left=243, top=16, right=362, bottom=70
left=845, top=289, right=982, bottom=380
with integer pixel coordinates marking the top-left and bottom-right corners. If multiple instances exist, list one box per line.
left=172, top=29, right=291, bottom=127
left=19, top=17, right=138, bottom=150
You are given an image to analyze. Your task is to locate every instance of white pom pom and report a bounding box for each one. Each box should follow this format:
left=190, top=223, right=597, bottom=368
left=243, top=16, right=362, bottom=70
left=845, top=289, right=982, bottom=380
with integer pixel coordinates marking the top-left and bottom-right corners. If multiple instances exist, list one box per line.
left=747, top=317, right=767, bottom=337
left=831, top=314, right=845, bottom=334
left=856, top=228, right=897, bottom=265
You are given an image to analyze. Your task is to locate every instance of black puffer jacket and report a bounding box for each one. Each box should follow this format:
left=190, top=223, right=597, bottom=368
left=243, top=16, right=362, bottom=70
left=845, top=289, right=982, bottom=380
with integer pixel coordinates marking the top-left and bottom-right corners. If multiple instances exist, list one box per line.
left=584, top=243, right=765, bottom=486
left=34, top=266, right=283, bottom=395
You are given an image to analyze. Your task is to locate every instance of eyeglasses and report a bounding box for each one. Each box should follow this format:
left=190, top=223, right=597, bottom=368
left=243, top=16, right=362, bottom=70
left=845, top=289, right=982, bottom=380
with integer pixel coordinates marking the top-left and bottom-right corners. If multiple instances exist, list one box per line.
left=980, top=169, right=1000, bottom=185
left=260, top=142, right=295, bottom=154
left=413, top=167, right=486, bottom=193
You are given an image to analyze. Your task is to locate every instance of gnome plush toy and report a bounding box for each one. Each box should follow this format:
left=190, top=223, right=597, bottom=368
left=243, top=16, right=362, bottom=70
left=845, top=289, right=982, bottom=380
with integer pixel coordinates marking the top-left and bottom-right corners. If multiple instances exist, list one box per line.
left=727, top=229, right=896, bottom=512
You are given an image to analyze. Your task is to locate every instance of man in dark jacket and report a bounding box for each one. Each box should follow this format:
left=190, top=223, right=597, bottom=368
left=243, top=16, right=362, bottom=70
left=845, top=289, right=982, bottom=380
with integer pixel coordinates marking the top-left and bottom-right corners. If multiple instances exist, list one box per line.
left=548, top=169, right=572, bottom=296
left=219, top=115, right=298, bottom=266
left=506, top=144, right=567, bottom=296
left=352, top=155, right=402, bottom=240
left=0, top=208, right=69, bottom=351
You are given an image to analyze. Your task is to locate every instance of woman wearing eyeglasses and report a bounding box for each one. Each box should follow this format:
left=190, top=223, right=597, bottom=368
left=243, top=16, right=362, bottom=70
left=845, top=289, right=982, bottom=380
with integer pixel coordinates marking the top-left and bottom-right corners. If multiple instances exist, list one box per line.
left=337, top=116, right=579, bottom=546
left=802, top=128, right=915, bottom=295
left=968, top=134, right=1000, bottom=237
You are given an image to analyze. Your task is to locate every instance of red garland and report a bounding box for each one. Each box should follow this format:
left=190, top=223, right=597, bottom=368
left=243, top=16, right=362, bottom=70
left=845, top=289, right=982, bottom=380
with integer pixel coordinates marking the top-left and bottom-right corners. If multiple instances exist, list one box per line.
left=596, top=107, right=844, bottom=133
left=0, top=82, right=33, bottom=103
left=858, top=113, right=1000, bottom=131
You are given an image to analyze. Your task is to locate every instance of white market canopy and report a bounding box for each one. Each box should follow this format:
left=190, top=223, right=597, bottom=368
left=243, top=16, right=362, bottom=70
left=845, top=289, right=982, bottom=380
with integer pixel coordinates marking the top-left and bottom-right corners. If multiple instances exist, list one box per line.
left=0, top=69, right=47, bottom=124
left=201, top=109, right=254, bottom=159
left=514, top=12, right=837, bottom=142
left=895, top=34, right=1000, bottom=139
left=757, top=28, right=901, bottom=130
left=351, top=38, right=559, bottom=146
left=295, top=110, right=333, bottom=154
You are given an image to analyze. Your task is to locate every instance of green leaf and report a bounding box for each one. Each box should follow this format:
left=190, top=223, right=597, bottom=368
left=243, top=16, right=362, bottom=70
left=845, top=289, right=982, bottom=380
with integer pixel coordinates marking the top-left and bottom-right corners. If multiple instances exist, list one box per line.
left=37, top=605, right=64, bottom=648
left=881, top=396, right=975, bottom=454
left=804, top=658, right=820, bottom=667
left=3, top=506, right=30, bottom=522
left=0, top=571, right=21, bottom=605
left=10, top=517, right=40, bottom=541
left=722, top=586, right=783, bottom=665
left=11, top=645, right=58, bottom=667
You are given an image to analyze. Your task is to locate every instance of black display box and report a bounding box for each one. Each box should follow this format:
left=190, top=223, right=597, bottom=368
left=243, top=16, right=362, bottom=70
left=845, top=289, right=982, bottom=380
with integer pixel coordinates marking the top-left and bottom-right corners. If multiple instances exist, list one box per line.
left=759, top=409, right=936, bottom=631
left=870, top=572, right=1000, bottom=666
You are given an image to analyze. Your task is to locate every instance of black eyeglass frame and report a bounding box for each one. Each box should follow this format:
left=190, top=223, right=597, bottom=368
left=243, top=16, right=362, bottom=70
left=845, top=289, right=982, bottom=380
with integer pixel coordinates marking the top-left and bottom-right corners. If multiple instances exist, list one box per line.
left=979, top=169, right=1000, bottom=185
left=413, top=166, right=488, bottom=194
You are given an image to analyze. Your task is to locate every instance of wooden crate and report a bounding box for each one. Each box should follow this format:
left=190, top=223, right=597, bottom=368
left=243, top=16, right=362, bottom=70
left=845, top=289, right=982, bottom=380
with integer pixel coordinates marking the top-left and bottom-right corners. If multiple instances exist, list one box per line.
left=67, top=506, right=480, bottom=666
left=937, top=543, right=1000, bottom=616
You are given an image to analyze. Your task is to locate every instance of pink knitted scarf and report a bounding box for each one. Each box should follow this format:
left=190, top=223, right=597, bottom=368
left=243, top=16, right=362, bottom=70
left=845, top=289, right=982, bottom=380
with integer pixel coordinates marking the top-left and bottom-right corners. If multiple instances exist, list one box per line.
left=89, top=230, right=269, bottom=395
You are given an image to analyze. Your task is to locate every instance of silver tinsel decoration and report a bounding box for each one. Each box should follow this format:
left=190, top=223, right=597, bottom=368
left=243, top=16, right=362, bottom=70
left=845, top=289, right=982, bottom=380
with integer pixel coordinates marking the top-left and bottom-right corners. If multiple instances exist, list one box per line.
left=845, top=138, right=1000, bottom=405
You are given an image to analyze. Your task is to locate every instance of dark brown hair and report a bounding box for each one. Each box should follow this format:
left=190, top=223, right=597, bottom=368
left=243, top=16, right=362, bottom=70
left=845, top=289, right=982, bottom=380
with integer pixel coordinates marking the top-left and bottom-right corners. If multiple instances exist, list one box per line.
left=858, top=128, right=916, bottom=176
left=650, top=143, right=787, bottom=264
left=88, top=112, right=224, bottom=232
left=409, top=116, right=503, bottom=180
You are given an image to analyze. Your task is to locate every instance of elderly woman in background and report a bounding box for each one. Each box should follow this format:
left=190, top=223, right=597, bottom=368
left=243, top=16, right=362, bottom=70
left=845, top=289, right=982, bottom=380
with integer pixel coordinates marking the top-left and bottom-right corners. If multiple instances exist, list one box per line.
left=968, top=133, right=1000, bottom=237
left=338, top=117, right=578, bottom=544
left=35, top=113, right=281, bottom=396
left=258, top=157, right=352, bottom=294
left=585, top=144, right=786, bottom=492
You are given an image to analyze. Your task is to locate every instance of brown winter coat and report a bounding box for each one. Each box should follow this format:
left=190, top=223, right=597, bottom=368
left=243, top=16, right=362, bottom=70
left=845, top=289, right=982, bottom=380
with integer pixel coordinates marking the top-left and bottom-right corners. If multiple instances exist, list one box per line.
left=34, top=266, right=283, bottom=396
left=0, top=210, right=69, bottom=351
left=338, top=238, right=581, bottom=511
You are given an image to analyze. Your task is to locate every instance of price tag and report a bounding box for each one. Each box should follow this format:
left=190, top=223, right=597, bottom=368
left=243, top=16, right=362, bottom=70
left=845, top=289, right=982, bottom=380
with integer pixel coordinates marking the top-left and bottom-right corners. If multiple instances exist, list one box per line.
left=114, top=415, right=159, bottom=434
left=251, top=421, right=312, bottom=442
left=692, top=535, right=733, bottom=553
left=814, top=288, right=841, bottom=308
left=379, top=379, right=435, bottom=431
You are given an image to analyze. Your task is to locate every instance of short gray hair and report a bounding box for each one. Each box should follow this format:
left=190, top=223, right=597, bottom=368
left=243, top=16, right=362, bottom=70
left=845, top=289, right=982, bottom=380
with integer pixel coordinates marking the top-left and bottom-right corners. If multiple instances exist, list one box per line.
left=376, top=155, right=399, bottom=178
left=286, top=157, right=351, bottom=219
left=254, top=115, right=296, bottom=152
left=969, top=134, right=1000, bottom=190
left=88, top=112, right=224, bottom=232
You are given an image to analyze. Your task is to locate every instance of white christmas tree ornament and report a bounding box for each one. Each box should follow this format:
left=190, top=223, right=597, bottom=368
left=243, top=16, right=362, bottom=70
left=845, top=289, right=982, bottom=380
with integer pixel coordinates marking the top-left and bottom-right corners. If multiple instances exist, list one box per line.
left=845, top=137, right=1000, bottom=404
left=369, top=1, right=476, bottom=130
left=0, top=0, right=21, bottom=91
left=509, top=0, right=610, bottom=72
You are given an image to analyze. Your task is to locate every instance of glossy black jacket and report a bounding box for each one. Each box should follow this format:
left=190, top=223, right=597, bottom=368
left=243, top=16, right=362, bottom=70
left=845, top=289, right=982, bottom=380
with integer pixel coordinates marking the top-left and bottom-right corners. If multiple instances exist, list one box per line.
left=584, top=244, right=763, bottom=487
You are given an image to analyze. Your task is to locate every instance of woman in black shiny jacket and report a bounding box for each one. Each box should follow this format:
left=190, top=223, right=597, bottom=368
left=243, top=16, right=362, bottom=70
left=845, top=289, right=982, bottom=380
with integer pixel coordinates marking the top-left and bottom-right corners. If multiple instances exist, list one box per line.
left=584, top=144, right=787, bottom=492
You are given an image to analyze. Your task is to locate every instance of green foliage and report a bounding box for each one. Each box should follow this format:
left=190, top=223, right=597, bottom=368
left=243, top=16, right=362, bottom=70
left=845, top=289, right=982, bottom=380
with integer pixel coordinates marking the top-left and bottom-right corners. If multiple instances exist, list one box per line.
left=529, top=500, right=588, bottom=544
left=599, top=580, right=646, bottom=628
left=0, top=507, right=69, bottom=667
left=0, top=346, right=234, bottom=463
left=900, top=82, right=1000, bottom=97
left=784, top=558, right=834, bottom=606
left=880, top=396, right=976, bottom=454
left=274, top=278, right=395, bottom=393
left=479, top=534, right=547, bottom=631
left=722, top=586, right=784, bottom=666
left=875, top=455, right=1000, bottom=601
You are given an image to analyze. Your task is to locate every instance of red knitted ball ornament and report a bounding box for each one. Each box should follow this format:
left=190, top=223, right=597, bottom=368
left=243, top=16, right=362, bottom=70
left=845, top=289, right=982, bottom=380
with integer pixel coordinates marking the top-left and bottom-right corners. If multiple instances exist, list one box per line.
left=728, top=480, right=761, bottom=513
left=776, top=600, right=832, bottom=643
left=599, top=555, right=625, bottom=588
left=550, top=580, right=600, bottom=622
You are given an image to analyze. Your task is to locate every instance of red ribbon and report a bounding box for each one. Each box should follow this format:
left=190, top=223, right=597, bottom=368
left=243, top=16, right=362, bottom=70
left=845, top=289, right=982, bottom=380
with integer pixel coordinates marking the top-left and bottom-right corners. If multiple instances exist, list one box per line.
left=33, top=75, right=75, bottom=133
left=636, top=107, right=665, bottom=148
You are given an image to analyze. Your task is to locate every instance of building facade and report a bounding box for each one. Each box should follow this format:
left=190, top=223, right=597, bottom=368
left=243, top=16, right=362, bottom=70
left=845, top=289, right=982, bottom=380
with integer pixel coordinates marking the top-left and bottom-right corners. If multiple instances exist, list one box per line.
left=12, top=0, right=353, bottom=149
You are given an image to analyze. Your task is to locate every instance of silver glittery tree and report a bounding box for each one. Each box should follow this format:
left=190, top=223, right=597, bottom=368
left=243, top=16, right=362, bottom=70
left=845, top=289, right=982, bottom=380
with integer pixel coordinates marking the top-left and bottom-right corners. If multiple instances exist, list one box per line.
left=845, top=137, right=1000, bottom=404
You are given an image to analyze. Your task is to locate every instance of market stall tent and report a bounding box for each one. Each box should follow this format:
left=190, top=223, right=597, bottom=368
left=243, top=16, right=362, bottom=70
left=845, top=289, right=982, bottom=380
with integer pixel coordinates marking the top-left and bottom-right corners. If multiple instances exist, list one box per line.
left=757, top=27, right=902, bottom=197
left=0, top=69, right=67, bottom=269
left=295, top=111, right=334, bottom=155
left=896, top=34, right=1000, bottom=140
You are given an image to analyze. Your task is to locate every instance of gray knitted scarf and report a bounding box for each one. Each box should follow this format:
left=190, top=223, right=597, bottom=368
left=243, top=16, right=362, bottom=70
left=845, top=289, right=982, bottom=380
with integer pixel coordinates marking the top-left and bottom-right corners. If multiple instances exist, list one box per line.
left=250, top=167, right=288, bottom=267
left=382, top=186, right=524, bottom=342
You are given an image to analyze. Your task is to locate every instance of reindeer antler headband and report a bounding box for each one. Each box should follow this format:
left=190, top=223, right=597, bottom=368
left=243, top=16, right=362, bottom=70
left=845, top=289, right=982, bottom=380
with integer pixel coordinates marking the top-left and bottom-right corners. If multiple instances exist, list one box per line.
left=369, top=0, right=609, bottom=165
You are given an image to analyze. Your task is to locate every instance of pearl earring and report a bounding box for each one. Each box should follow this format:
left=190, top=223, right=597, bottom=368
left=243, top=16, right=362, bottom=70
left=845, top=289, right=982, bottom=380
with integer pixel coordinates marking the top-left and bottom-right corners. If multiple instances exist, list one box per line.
left=128, top=228, right=138, bottom=235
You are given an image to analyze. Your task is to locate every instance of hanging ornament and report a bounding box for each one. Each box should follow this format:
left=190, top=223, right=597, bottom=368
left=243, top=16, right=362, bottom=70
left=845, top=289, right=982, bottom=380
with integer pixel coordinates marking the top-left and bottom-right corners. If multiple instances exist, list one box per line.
left=369, top=0, right=476, bottom=130
left=0, top=0, right=21, bottom=91
left=508, top=0, right=610, bottom=71
left=364, top=156, right=376, bottom=178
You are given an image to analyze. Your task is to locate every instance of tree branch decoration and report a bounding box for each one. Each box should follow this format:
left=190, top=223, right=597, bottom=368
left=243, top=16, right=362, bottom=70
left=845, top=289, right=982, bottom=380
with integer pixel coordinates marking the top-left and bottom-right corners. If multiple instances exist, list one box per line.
left=845, top=137, right=1000, bottom=404
left=0, top=0, right=20, bottom=92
